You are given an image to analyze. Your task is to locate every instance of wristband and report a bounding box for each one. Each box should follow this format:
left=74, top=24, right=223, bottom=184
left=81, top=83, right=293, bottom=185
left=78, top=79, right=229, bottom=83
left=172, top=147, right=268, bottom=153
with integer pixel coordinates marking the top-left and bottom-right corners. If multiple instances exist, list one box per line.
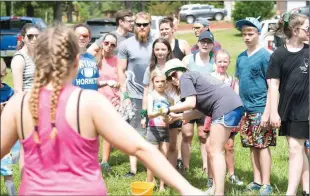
left=123, top=92, right=130, bottom=100
left=140, top=109, right=147, bottom=118
left=166, top=107, right=170, bottom=115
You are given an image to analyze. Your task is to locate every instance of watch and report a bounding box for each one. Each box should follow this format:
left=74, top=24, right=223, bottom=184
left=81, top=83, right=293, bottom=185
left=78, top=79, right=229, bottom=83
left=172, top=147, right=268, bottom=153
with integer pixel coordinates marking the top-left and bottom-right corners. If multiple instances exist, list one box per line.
left=166, top=107, right=170, bottom=115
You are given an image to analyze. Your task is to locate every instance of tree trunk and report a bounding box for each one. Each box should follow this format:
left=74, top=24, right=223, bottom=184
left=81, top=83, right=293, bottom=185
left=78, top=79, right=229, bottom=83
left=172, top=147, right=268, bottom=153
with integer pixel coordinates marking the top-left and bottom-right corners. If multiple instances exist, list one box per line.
left=26, top=3, right=35, bottom=17
left=67, top=1, right=73, bottom=23
left=124, top=1, right=133, bottom=10
left=54, top=1, right=62, bottom=22
left=5, top=1, right=11, bottom=16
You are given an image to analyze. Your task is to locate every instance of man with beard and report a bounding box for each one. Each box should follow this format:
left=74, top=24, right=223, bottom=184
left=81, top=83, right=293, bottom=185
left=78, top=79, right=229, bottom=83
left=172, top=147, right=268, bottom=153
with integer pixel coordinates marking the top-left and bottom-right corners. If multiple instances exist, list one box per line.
left=117, top=11, right=153, bottom=177
left=88, top=9, right=134, bottom=55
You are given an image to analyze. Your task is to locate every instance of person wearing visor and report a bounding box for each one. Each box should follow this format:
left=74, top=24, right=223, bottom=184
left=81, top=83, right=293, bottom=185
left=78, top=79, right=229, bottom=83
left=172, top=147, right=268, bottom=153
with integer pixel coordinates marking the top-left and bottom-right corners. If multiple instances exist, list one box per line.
left=160, top=58, right=244, bottom=195
left=191, top=18, right=222, bottom=56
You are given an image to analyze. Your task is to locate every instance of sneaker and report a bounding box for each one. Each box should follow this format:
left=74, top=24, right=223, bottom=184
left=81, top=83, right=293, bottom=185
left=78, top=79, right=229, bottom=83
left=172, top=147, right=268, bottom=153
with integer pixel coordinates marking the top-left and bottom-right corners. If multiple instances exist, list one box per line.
left=206, top=178, right=213, bottom=189
left=259, top=184, right=273, bottom=196
left=124, top=171, right=136, bottom=177
left=302, top=191, right=310, bottom=196
left=245, top=182, right=262, bottom=192
left=100, top=162, right=111, bottom=172
left=205, top=186, right=215, bottom=196
left=177, top=159, right=183, bottom=170
left=229, top=174, right=244, bottom=186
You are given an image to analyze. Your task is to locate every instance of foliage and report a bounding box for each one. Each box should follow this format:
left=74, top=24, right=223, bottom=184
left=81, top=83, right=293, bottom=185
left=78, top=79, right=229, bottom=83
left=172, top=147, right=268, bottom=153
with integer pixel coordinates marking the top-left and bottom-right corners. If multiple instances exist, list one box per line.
left=147, top=1, right=183, bottom=16
left=232, top=1, right=275, bottom=23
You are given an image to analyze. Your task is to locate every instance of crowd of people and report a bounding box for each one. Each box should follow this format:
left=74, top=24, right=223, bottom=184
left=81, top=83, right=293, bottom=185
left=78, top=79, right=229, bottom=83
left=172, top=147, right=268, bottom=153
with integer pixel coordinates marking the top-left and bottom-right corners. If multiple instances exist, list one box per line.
left=0, top=9, right=309, bottom=196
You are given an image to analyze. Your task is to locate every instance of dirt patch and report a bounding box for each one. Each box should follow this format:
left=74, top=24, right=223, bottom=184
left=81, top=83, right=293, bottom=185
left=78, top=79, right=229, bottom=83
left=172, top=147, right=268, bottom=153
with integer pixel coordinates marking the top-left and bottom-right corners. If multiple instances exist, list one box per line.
left=178, top=21, right=234, bottom=31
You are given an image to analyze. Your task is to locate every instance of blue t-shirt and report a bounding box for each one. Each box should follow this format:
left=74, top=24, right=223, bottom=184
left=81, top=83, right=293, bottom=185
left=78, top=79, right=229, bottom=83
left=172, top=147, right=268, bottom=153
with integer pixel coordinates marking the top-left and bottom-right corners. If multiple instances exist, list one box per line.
left=0, top=83, right=14, bottom=103
left=235, top=48, right=270, bottom=113
left=73, top=52, right=99, bottom=91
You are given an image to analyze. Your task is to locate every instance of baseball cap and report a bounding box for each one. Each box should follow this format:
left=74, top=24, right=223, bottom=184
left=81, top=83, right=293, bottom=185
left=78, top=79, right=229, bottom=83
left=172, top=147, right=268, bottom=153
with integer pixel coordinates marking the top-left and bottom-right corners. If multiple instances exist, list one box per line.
left=198, top=31, right=214, bottom=43
left=236, top=17, right=262, bottom=32
left=195, top=17, right=209, bottom=27
left=164, top=58, right=187, bottom=77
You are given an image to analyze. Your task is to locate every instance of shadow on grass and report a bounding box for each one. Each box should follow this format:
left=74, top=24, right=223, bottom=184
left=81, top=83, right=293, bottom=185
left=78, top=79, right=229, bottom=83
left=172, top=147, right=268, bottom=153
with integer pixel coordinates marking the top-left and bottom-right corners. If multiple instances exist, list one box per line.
left=234, top=32, right=242, bottom=37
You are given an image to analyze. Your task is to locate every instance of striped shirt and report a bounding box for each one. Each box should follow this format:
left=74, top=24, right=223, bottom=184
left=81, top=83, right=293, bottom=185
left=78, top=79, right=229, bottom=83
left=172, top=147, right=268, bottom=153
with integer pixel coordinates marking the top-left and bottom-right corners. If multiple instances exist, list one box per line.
left=13, top=51, right=35, bottom=91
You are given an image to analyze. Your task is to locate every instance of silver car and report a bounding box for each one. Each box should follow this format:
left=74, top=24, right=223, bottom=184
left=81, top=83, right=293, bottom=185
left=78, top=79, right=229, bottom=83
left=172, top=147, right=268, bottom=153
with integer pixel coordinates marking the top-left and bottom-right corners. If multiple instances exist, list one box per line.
left=179, top=4, right=227, bottom=24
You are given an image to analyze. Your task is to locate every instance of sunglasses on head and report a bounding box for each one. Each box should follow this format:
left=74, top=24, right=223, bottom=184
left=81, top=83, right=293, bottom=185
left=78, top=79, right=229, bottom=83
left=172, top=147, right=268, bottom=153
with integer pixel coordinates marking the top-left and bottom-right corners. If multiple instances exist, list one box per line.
left=166, top=71, right=178, bottom=81
left=103, top=41, right=116, bottom=48
left=26, top=34, right=39, bottom=40
left=135, top=23, right=149, bottom=27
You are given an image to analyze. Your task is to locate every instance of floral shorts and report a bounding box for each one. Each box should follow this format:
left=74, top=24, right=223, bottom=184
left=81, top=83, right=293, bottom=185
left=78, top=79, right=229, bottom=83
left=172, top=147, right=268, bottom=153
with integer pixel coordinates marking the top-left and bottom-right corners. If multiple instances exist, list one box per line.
left=239, top=113, right=277, bottom=148
left=1, top=141, right=20, bottom=176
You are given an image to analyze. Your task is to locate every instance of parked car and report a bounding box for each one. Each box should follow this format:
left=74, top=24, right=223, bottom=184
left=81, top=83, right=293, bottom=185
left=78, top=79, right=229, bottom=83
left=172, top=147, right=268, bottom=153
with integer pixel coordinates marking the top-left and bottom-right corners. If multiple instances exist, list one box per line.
left=296, top=5, right=309, bottom=17
left=179, top=4, right=227, bottom=24
left=259, top=19, right=278, bottom=53
left=0, top=16, right=47, bottom=67
left=151, top=16, right=164, bottom=40
left=85, top=18, right=117, bottom=46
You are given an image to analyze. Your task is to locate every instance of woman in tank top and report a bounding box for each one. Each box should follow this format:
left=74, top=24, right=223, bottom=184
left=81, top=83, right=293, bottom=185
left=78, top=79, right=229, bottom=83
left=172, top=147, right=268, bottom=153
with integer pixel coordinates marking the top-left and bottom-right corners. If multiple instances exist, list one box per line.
left=1, top=24, right=204, bottom=196
left=11, top=24, right=40, bottom=93
left=159, top=17, right=191, bottom=61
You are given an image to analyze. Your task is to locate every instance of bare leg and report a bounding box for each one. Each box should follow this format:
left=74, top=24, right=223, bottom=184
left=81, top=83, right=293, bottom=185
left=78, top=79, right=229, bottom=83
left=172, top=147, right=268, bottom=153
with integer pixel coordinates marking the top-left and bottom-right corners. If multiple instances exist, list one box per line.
left=251, top=148, right=262, bottom=184
left=286, top=137, right=306, bottom=195
left=301, top=148, right=309, bottom=193
left=225, top=137, right=235, bottom=176
left=209, top=124, right=231, bottom=195
left=129, top=156, right=137, bottom=174
left=159, top=142, right=170, bottom=191
left=102, top=138, right=111, bottom=163
left=198, top=125, right=208, bottom=174
left=147, top=144, right=159, bottom=183
left=177, top=130, right=182, bottom=160
left=259, top=147, right=271, bottom=185
left=168, top=128, right=179, bottom=168
left=181, top=123, right=194, bottom=169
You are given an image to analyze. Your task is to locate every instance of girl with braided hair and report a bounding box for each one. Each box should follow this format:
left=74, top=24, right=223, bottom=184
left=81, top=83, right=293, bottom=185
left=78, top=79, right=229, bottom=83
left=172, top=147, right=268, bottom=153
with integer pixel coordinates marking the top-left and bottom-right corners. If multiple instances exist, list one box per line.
left=0, top=24, right=204, bottom=195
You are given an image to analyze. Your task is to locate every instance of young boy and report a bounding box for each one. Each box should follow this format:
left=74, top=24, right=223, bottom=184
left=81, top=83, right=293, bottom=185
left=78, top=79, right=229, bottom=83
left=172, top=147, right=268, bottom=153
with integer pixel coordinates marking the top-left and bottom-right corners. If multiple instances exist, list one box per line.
left=0, top=58, right=19, bottom=196
left=235, top=17, right=276, bottom=196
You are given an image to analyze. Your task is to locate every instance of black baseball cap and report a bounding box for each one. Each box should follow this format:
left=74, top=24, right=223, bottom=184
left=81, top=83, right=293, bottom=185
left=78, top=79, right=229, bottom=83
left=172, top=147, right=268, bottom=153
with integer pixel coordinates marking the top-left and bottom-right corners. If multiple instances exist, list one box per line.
left=198, top=31, right=214, bottom=43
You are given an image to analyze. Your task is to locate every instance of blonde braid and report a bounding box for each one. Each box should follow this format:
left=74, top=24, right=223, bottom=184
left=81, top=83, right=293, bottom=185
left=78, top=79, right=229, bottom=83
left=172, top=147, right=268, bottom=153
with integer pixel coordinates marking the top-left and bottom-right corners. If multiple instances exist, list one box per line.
left=29, top=25, right=79, bottom=143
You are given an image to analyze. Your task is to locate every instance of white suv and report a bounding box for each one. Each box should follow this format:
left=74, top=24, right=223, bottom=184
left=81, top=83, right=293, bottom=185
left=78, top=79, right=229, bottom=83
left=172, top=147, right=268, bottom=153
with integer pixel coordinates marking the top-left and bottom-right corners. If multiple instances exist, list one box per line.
left=259, top=19, right=278, bottom=53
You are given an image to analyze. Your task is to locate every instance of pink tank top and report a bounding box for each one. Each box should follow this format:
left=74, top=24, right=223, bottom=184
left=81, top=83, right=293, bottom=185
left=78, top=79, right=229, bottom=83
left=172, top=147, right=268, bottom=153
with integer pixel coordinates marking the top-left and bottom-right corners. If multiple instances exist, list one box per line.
left=98, top=56, right=120, bottom=107
left=19, top=85, right=107, bottom=195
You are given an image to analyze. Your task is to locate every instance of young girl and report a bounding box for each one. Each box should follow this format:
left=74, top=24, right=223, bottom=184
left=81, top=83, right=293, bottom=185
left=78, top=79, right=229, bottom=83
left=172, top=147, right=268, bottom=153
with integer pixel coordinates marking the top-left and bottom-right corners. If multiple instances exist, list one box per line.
left=146, top=70, right=173, bottom=191
left=204, top=49, right=243, bottom=192
left=268, top=13, right=309, bottom=195
left=96, top=33, right=120, bottom=171
left=142, top=38, right=183, bottom=170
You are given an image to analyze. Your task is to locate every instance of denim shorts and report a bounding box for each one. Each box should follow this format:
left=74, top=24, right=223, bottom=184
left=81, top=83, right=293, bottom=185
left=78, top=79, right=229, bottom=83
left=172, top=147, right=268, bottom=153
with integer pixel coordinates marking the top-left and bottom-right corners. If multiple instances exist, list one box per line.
left=212, top=106, right=244, bottom=128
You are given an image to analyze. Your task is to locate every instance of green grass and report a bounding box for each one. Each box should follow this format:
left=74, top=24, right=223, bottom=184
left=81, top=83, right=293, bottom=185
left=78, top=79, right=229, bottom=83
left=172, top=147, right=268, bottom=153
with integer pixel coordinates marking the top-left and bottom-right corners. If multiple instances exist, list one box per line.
left=1, top=29, right=292, bottom=195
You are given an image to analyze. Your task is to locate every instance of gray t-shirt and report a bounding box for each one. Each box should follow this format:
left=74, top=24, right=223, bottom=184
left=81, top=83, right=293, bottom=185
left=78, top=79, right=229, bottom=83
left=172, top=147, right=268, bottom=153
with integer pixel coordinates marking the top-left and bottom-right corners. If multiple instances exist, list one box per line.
left=95, top=31, right=134, bottom=54
left=118, top=36, right=153, bottom=99
left=180, top=71, right=243, bottom=120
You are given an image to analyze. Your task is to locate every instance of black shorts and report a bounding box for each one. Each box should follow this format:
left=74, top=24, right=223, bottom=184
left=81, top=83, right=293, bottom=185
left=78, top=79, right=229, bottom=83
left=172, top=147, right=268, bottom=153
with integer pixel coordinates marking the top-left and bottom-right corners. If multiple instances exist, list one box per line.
left=189, top=115, right=205, bottom=125
left=280, top=121, right=309, bottom=139
left=169, top=120, right=183, bottom=129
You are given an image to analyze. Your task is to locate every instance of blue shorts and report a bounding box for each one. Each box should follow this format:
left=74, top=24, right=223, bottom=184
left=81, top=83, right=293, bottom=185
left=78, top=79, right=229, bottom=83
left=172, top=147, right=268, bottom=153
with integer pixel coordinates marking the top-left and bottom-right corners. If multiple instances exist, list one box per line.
left=212, top=107, right=244, bottom=128
left=305, top=140, right=310, bottom=149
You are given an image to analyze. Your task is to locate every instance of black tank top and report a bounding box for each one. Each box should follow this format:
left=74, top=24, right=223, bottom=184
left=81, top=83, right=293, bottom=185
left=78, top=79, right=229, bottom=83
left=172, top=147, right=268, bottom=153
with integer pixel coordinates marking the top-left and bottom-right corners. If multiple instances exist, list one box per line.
left=173, top=39, right=185, bottom=60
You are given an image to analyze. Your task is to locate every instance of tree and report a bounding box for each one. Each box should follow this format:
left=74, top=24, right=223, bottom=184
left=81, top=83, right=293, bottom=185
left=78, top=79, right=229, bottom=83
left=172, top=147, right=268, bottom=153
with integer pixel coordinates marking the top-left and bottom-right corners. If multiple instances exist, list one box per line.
left=54, top=1, right=63, bottom=22
left=232, top=1, right=275, bottom=23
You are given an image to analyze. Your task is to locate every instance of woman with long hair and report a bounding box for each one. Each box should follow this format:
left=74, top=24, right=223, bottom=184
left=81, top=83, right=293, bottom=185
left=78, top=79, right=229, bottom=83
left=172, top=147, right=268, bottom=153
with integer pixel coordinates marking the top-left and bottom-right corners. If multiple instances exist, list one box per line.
left=0, top=24, right=204, bottom=196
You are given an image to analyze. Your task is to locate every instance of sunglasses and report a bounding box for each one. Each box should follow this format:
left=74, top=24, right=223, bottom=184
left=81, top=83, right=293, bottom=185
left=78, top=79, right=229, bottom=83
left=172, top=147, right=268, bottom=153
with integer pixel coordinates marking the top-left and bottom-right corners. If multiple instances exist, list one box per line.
left=103, top=41, right=116, bottom=48
left=166, top=71, right=178, bottom=81
left=79, top=34, right=89, bottom=39
left=298, top=27, right=310, bottom=33
left=26, top=34, right=39, bottom=40
left=192, top=26, right=202, bottom=30
left=135, top=23, right=149, bottom=27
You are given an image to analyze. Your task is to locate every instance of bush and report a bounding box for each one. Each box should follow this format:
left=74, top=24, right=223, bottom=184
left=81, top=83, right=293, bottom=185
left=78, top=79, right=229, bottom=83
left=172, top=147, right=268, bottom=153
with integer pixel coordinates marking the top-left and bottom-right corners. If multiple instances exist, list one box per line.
left=232, top=1, right=275, bottom=23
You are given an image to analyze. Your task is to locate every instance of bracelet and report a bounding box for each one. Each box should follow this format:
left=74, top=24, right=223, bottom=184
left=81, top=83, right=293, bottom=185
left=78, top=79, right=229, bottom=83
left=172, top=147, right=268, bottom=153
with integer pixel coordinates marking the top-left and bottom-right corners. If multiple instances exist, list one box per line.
left=140, top=109, right=147, bottom=118
left=166, top=107, right=171, bottom=115
left=123, top=92, right=130, bottom=100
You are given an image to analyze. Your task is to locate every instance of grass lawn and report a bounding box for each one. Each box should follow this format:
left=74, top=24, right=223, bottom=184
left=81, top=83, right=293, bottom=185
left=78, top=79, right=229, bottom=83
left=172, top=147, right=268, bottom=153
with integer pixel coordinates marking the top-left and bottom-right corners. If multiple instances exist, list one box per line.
left=1, top=28, right=293, bottom=195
